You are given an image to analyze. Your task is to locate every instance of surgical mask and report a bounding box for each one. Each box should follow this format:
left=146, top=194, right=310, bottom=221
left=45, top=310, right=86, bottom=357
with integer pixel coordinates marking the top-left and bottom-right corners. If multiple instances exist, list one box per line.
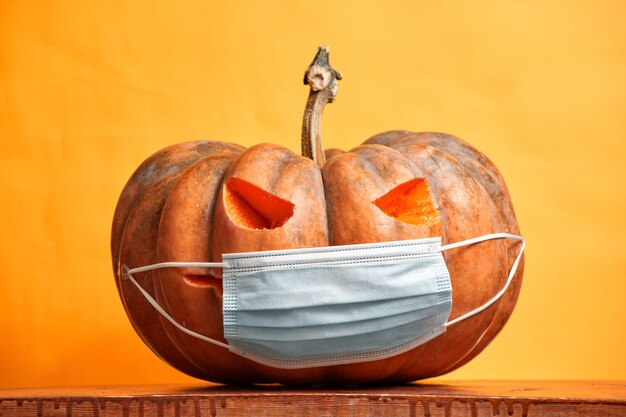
left=123, top=232, right=524, bottom=369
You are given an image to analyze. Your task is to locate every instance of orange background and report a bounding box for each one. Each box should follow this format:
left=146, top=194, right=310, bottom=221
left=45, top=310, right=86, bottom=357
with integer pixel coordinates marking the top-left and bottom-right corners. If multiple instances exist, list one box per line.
left=1, top=1, right=625, bottom=388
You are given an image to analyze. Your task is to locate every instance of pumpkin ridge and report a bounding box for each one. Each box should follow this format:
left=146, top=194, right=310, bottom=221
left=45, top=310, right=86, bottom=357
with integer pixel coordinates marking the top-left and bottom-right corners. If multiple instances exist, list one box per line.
left=378, top=132, right=524, bottom=378
left=153, top=151, right=258, bottom=382
left=379, top=140, right=508, bottom=380
left=118, top=174, right=205, bottom=379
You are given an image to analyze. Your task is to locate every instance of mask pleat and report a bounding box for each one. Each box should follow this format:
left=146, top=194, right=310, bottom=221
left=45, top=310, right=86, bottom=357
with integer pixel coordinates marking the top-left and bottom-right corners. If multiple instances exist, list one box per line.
left=227, top=258, right=448, bottom=310
left=228, top=311, right=450, bottom=359
left=234, top=293, right=447, bottom=327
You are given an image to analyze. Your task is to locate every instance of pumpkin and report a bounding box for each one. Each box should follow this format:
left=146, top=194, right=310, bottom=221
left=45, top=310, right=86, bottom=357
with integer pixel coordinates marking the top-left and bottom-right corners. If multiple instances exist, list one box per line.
left=111, top=46, right=524, bottom=385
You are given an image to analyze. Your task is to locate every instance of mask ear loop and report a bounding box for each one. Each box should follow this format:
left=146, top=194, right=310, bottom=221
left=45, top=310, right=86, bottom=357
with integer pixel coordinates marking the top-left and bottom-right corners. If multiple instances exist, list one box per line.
left=121, top=262, right=233, bottom=351
left=440, top=233, right=525, bottom=327
left=122, top=233, right=524, bottom=358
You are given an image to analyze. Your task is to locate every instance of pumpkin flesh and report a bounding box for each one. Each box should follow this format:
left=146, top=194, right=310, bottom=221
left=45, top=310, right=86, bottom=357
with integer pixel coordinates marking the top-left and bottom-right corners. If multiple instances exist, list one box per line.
left=224, top=177, right=295, bottom=230
left=373, top=178, right=439, bottom=227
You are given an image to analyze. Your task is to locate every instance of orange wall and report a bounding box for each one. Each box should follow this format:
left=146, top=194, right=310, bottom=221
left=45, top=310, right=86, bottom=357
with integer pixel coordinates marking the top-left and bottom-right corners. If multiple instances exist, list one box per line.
left=1, top=1, right=625, bottom=388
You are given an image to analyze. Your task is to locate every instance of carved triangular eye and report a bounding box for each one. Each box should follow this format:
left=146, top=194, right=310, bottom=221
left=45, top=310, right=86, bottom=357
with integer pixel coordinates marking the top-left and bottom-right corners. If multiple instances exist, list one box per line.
left=225, top=178, right=295, bottom=229
left=373, top=178, right=439, bottom=226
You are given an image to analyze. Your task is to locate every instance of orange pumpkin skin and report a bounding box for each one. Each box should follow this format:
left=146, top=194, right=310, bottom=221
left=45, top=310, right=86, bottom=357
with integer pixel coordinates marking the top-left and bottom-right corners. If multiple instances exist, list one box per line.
left=111, top=130, right=523, bottom=385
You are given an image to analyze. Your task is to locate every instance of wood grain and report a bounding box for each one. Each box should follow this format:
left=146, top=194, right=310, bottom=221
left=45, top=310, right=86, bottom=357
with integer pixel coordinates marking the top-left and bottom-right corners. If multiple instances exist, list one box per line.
left=1, top=380, right=624, bottom=417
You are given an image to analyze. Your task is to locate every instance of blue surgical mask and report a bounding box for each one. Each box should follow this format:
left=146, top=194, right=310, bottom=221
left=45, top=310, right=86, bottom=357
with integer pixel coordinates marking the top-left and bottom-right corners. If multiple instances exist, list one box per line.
left=124, top=232, right=524, bottom=369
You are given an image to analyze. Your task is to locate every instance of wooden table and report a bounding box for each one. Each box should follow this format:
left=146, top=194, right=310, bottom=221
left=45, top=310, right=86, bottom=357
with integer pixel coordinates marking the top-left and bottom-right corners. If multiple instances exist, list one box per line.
left=1, top=381, right=624, bottom=417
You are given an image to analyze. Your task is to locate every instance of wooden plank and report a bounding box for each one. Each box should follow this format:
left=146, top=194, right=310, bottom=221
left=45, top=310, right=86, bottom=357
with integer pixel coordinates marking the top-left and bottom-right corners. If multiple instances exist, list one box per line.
left=1, top=380, right=624, bottom=417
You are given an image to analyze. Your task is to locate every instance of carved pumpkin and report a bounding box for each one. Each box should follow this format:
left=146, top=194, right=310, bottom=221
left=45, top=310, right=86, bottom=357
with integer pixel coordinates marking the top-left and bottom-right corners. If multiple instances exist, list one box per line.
left=111, top=46, right=524, bottom=385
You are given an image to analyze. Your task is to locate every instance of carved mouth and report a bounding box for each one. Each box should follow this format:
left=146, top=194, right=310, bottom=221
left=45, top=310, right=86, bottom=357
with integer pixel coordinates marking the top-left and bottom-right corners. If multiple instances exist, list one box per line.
left=183, top=273, right=223, bottom=295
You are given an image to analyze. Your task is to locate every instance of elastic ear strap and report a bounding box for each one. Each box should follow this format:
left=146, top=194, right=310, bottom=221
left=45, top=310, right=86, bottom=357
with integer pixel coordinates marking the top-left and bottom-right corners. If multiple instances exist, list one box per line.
left=443, top=234, right=525, bottom=327
left=122, top=234, right=524, bottom=354
left=127, top=261, right=224, bottom=274
left=121, top=265, right=232, bottom=351
left=440, top=232, right=524, bottom=251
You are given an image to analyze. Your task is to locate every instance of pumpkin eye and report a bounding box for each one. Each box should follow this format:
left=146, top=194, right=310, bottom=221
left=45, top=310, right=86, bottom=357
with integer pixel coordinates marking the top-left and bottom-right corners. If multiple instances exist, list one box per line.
left=225, top=178, right=295, bottom=230
left=373, top=178, right=439, bottom=226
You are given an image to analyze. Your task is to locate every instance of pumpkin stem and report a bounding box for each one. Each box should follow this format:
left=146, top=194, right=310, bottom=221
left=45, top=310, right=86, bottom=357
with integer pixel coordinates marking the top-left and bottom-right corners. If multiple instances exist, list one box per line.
left=301, top=45, right=342, bottom=167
